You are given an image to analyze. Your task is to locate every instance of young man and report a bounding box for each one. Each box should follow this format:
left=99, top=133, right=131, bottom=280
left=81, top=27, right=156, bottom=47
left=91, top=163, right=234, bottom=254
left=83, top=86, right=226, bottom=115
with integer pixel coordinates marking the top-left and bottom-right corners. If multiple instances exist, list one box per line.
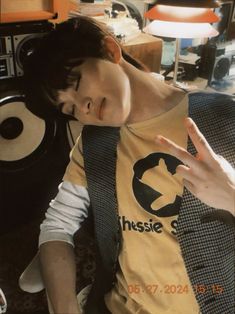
left=20, top=16, right=235, bottom=314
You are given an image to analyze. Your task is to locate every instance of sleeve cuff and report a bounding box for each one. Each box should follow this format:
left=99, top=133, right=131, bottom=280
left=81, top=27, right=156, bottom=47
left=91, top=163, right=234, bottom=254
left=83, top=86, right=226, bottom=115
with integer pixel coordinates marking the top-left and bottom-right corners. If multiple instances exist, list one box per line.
left=39, top=232, right=75, bottom=248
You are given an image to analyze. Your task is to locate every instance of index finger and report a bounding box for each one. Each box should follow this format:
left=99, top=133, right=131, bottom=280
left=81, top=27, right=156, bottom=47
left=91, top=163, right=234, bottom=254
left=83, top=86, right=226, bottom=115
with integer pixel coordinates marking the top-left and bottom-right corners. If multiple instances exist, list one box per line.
left=185, top=118, right=215, bottom=159
left=155, top=135, right=198, bottom=168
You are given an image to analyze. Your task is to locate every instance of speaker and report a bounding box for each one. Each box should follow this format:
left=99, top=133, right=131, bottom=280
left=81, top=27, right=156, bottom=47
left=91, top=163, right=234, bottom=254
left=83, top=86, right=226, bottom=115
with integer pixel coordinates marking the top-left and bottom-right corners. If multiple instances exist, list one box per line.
left=198, top=43, right=232, bottom=82
left=210, top=54, right=232, bottom=82
left=0, top=20, right=53, bottom=80
left=0, top=92, right=82, bottom=235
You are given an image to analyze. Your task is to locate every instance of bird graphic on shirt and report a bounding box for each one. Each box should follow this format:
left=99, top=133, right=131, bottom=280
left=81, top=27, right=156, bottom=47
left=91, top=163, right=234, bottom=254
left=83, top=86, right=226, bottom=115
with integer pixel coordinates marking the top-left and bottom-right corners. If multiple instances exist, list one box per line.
left=132, top=152, right=182, bottom=217
left=141, top=158, right=183, bottom=211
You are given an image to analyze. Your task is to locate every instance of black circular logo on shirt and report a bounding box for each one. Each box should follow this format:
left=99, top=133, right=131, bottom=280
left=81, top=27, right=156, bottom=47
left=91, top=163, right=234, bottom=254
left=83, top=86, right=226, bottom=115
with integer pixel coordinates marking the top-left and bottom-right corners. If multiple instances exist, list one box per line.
left=132, top=153, right=182, bottom=217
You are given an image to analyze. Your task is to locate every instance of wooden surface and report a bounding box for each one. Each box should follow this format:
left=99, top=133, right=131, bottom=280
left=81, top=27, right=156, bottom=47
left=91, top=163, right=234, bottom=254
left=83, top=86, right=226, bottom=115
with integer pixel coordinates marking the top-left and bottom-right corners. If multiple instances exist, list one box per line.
left=124, top=33, right=163, bottom=73
left=0, top=11, right=55, bottom=23
left=1, top=0, right=51, bottom=12
left=0, top=0, right=77, bottom=23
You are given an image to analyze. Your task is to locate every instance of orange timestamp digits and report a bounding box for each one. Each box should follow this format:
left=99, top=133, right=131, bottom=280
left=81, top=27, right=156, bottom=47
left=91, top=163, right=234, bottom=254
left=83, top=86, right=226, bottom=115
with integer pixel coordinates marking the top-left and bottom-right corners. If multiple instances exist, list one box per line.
left=127, top=284, right=224, bottom=295
left=128, top=284, right=190, bottom=295
left=194, top=284, right=224, bottom=294
left=128, top=284, right=158, bottom=294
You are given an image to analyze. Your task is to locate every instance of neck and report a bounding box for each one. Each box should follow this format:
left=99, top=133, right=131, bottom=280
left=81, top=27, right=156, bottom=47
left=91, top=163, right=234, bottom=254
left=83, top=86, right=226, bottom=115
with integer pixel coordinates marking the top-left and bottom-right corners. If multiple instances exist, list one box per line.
left=121, top=60, right=186, bottom=124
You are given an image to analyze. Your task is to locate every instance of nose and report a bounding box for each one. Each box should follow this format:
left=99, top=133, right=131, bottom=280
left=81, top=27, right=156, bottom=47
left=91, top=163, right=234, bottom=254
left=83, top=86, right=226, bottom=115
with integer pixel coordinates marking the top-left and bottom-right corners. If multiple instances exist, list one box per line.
left=80, top=98, right=92, bottom=115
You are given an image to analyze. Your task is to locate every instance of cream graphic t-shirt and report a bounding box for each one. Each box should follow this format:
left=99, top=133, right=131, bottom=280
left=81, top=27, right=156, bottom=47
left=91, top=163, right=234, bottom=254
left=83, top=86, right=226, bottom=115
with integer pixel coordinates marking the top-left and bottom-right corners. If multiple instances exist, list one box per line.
left=64, top=95, right=200, bottom=313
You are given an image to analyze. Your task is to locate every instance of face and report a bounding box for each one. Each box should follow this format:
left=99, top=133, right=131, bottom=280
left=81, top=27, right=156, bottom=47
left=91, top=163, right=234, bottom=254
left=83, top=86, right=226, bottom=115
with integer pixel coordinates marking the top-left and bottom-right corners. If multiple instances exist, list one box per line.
left=58, top=58, right=131, bottom=126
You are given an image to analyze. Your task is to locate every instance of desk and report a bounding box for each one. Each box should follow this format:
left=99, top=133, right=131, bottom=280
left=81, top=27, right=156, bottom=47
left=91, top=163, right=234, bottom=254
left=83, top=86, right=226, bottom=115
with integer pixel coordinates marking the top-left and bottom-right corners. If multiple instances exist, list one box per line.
left=124, top=33, right=162, bottom=73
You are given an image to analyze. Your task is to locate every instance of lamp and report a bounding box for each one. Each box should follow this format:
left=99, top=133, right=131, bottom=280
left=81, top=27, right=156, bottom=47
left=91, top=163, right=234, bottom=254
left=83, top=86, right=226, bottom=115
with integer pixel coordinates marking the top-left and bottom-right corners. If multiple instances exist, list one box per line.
left=144, top=1, right=220, bottom=87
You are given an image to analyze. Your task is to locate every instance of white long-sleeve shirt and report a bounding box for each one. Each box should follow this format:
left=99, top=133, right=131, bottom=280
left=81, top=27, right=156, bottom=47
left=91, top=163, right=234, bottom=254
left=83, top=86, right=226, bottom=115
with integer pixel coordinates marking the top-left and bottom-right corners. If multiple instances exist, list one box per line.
left=39, top=181, right=90, bottom=247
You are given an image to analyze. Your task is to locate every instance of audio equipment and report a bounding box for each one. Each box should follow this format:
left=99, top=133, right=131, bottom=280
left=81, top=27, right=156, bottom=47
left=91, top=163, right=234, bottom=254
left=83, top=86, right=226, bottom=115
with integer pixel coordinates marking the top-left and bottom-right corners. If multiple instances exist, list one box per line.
left=0, top=94, right=82, bottom=233
left=199, top=42, right=234, bottom=85
left=0, top=95, right=55, bottom=166
left=0, top=36, right=14, bottom=79
left=199, top=43, right=217, bottom=79
left=0, top=20, right=53, bottom=80
left=210, top=53, right=232, bottom=82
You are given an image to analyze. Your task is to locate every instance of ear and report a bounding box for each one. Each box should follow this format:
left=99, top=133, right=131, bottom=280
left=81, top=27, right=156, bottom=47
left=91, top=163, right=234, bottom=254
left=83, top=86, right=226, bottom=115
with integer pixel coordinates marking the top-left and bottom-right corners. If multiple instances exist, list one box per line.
left=103, top=36, right=122, bottom=63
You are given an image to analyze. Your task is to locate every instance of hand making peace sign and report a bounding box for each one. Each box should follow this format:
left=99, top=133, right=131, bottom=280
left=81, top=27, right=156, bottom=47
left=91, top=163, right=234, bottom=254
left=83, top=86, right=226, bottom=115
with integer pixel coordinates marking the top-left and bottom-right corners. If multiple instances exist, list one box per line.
left=155, top=117, right=235, bottom=217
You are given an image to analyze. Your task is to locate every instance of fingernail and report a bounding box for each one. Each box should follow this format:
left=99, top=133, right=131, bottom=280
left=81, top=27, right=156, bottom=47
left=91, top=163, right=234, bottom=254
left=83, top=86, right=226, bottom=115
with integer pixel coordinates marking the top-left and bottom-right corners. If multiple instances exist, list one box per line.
left=186, top=117, right=193, bottom=125
left=185, top=118, right=194, bottom=130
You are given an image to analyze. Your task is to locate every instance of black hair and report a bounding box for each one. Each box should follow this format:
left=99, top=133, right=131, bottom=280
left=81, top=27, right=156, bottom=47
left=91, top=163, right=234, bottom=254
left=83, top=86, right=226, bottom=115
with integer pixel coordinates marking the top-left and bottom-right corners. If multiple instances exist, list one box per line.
left=23, top=16, right=148, bottom=120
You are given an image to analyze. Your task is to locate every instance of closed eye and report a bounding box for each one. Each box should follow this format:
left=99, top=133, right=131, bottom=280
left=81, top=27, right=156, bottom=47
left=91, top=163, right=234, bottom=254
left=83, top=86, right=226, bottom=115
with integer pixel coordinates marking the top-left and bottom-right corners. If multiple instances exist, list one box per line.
left=75, top=74, right=81, bottom=91
left=57, top=102, right=75, bottom=117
